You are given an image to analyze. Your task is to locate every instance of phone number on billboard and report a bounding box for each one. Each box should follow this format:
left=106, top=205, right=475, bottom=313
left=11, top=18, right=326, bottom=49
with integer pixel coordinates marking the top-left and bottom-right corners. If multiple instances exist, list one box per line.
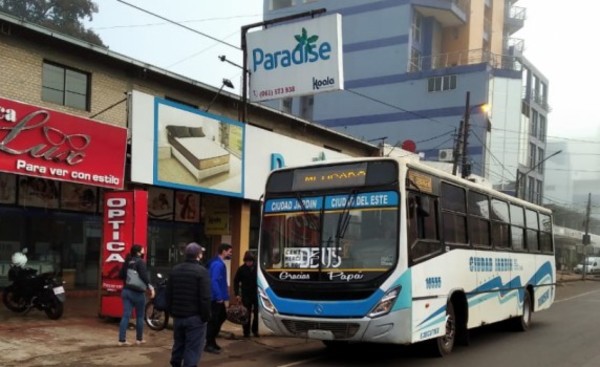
left=256, top=86, right=296, bottom=99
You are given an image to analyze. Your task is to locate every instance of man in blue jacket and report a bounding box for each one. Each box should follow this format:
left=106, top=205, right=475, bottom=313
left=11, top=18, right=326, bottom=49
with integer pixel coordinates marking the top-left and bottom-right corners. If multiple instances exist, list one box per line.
left=204, top=243, right=233, bottom=354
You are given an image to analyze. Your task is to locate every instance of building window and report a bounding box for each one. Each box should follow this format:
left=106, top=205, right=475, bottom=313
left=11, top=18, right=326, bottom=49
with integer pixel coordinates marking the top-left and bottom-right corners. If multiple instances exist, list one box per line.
left=536, top=180, right=543, bottom=205
left=412, top=11, right=422, bottom=44
left=529, top=143, right=536, bottom=168
left=539, top=115, right=546, bottom=141
left=530, top=109, right=538, bottom=137
left=537, top=147, right=544, bottom=173
left=527, top=176, right=535, bottom=203
left=281, top=97, right=293, bottom=113
left=428, top=75, right=457, bottom=92
left=271, top=0, right=293, bottom=10
left=42, top=62, right=90, bottom=111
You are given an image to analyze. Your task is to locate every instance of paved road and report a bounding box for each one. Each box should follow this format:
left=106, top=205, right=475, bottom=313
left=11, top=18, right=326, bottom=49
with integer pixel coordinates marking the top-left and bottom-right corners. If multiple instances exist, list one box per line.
left=0, top=279, right=598, bottom=367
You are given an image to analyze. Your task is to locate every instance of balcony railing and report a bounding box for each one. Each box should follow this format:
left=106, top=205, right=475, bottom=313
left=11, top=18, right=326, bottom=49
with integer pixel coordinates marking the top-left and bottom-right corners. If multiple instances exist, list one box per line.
left=504, top=5, right=526, bottom=33
left=508, top=5, right=527, bottom=20
left=506, top=38, right=524, bottom=55
left=410, top=48, right=522, bottom=73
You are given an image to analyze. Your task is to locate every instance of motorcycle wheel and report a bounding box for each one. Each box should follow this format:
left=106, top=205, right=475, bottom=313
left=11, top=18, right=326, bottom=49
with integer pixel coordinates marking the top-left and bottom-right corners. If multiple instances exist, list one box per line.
left=145, top=300, right=169, bottom=331
left=2, top=285, right=28, bottom=313
left=44, top=297, right=64, bottom=320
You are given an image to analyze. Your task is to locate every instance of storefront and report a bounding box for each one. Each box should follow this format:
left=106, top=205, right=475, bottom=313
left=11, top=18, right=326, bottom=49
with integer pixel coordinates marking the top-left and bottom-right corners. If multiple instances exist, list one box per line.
left=0, top=96, right=127, bottom=288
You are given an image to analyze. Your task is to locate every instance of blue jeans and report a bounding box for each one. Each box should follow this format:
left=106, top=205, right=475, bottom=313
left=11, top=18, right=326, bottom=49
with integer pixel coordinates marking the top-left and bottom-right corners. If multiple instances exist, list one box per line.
left=170, top=315, right=207, bottom=367
left=118, top=288, right=146, bottom=342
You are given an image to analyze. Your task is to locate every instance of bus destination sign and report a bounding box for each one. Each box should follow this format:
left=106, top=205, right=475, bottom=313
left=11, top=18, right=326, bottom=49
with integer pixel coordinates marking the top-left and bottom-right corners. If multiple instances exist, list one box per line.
left=292, top=163, right=367, bottom=191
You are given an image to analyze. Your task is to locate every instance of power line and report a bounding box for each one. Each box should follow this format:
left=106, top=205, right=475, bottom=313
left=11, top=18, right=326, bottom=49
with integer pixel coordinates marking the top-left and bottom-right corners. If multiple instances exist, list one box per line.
left=116, top=0, right=241, bottom=51
left=345, top=89, right=455, bottom=128
left=93, top=14, right=261, bottom=30
left=470, top=130, right=516, bottom=180
left=166, top=30, right=239, bottom=68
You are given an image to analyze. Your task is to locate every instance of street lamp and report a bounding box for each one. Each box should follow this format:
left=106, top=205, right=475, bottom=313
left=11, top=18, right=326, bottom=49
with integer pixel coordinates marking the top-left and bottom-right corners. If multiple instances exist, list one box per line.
left=204, top=78, right=234, bottom=112
left=515, top=149, right=562, bottom=199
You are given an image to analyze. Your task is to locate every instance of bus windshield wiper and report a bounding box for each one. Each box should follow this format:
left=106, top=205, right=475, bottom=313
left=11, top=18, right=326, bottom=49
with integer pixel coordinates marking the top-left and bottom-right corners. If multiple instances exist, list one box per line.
left=334, top=190, right=359, bottom=247
left=295, top=193, right=320, bottom=231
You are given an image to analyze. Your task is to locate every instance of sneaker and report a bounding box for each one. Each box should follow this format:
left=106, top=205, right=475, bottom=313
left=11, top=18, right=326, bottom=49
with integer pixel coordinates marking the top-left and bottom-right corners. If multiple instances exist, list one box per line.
left=118, top=341, right=131, bottom=347
left=135, top=340, right=146, bottom=345
left=214, top=343, right=222, bottom=351
left=253, top=333, right=260, bottom=337
left=204, top=345, right=221, bottom=354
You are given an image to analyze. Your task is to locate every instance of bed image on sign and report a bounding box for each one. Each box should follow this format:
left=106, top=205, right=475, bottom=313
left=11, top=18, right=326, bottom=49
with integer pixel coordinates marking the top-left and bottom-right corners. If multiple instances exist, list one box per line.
left=167, top=134, right=230, bottom=182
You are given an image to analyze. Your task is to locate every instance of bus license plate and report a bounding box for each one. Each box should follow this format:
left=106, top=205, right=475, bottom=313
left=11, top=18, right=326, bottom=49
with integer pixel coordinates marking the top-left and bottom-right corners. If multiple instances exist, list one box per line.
left=53, top=286, right=65, bottom=295
left=307, top=329, right=334, bottom=340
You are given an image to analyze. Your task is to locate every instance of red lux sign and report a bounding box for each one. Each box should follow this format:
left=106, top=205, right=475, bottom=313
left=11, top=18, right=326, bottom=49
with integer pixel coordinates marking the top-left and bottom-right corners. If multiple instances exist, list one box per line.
left=101, top=191, right=148, bottom=293
left=0, top=97, right=127, bottom=189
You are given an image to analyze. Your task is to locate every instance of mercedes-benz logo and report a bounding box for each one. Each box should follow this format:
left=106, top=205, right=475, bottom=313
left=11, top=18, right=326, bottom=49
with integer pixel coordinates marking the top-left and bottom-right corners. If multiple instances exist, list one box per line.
left=314, top=304, right=324, bottom=315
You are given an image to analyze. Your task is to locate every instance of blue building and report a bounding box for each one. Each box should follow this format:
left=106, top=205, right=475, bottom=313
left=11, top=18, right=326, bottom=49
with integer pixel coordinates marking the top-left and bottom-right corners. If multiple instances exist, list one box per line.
left=262, top=0, right=550, bottom=204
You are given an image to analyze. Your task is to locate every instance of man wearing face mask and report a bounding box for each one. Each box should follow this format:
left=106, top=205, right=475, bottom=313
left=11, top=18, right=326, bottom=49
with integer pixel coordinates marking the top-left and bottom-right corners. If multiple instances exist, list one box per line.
left=204, top=243, right=233, bottom=354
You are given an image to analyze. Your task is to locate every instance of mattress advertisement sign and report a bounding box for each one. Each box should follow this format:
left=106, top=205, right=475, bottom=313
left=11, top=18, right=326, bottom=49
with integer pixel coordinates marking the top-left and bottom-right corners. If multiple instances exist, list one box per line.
left=246, top=13, right=344, bottom=102
left=129, top=91, right=244, bottom=198
left=0, top=97, right=127, bottom=189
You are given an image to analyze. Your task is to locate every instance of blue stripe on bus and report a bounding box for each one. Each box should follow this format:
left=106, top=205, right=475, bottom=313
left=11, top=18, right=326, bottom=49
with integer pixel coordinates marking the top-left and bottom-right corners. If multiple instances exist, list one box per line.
left=418, top=261, right=554, bottom=328
left=265, top=287, right=385, bottom=317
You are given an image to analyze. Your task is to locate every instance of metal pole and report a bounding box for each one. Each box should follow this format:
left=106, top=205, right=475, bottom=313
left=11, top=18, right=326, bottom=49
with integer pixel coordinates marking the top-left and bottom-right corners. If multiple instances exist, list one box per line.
left=515, top=150, right=562, bottom=199
left=461, top=91, right=470, bottom=178
left=583, top=193, right=591, bottom=280
left=452, top=121, right=463, bottom=176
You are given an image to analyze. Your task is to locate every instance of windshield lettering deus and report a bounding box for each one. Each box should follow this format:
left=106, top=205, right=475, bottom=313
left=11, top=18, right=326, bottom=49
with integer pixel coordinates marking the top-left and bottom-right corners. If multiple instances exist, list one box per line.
left=284, top=247, right=342, bottom=269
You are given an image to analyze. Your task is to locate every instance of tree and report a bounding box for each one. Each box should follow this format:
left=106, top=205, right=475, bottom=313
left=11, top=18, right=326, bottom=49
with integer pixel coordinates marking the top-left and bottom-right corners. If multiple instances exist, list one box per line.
left=0, top=0, right=105, bottom=46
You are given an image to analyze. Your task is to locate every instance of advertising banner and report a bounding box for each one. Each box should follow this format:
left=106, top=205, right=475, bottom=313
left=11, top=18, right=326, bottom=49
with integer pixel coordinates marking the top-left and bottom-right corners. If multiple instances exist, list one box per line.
left=100, top=190, right=148, bottom=318
left=0, top=97, right=127, bottom=189
left=129, top=91, right=244, bottom=198
left=247, top=14, right=343, bottom=102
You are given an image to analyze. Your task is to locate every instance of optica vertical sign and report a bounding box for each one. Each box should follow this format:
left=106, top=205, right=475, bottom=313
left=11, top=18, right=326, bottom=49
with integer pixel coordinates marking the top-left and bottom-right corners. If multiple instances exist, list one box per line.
left=99, top=190, right=148, bottom=318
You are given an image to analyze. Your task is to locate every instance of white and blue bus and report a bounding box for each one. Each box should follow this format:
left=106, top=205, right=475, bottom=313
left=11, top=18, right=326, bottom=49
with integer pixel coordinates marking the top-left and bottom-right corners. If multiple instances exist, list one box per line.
left=257, top=157, right=555, bottom=356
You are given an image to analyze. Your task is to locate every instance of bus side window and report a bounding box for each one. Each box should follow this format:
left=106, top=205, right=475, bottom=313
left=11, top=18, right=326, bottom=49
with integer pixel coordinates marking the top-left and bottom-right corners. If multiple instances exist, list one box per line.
left=408, top=193, right=441, bottom=264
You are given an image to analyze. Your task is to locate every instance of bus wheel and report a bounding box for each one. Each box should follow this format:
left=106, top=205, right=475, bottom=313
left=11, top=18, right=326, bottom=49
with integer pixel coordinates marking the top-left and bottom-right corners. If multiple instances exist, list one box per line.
left=512, top=290, right=532, bottom=331
left=429, top=302, right=456, bottom=357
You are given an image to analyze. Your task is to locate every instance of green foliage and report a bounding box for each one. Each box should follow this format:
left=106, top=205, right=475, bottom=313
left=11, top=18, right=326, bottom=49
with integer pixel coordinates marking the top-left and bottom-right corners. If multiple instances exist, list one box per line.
left=0, top=0, right=105, bottom=46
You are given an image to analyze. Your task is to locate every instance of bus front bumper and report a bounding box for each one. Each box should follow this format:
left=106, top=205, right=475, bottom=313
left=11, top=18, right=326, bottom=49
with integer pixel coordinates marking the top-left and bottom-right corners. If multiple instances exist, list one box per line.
left=260, top=308, right=412, bottom=344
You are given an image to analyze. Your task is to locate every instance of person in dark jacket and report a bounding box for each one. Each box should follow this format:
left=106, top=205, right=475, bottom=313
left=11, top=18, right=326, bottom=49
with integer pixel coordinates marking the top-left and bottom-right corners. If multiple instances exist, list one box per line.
left=166, top=242, right=211, bottom=367
left=233, top=251, right=259, bottom=337
left=118, top=244, right=154, bottom=346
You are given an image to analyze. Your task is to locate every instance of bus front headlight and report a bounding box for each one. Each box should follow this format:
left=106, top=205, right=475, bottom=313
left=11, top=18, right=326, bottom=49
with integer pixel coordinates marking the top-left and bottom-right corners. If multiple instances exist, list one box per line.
left=368, top=287, right=401, bottom=318
left=258, top=287, right=277, bottom=314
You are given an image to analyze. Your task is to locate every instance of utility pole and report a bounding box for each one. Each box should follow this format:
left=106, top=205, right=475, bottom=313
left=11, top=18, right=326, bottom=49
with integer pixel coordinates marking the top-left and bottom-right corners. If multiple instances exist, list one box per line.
left=582, top=193, right=592, bottom=279
left=452, top=120, right=464, bottom=176
left=461, top=91, right=471, bottom=178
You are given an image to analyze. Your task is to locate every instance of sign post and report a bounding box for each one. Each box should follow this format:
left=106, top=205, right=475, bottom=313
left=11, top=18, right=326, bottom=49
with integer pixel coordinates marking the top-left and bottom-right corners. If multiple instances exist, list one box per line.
left=99, top=190, right=148, bottom=318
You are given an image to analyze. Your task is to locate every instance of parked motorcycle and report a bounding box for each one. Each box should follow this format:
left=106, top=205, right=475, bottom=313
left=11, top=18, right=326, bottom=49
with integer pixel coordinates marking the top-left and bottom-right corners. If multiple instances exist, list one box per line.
left=2, top=249, right=66, bottom=320
left=144, top=272, right=169, bottom=331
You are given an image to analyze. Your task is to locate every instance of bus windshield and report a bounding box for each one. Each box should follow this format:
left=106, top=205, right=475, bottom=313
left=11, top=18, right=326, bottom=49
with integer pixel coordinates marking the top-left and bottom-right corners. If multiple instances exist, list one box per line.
left=260, top=191, right=399, bottom=282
